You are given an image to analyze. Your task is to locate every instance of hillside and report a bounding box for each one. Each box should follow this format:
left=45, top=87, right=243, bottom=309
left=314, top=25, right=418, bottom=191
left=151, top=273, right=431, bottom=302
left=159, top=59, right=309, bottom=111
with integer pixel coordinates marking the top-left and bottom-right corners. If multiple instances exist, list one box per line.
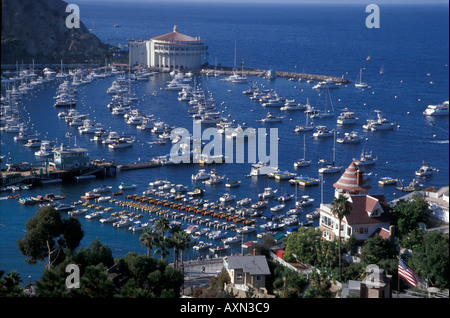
left=1, top=0, right=111, bottom=64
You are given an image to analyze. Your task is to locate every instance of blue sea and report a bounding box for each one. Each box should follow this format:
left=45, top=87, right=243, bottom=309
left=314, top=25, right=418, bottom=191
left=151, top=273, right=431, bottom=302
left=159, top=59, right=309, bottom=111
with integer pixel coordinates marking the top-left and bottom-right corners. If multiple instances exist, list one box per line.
left=1, top=1, right=448, bottom=283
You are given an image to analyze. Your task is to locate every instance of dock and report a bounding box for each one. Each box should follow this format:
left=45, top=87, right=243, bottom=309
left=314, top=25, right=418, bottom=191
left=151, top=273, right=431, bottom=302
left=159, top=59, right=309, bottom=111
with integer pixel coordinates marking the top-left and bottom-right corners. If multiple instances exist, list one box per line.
left=1, top=160, right=117, bottom=187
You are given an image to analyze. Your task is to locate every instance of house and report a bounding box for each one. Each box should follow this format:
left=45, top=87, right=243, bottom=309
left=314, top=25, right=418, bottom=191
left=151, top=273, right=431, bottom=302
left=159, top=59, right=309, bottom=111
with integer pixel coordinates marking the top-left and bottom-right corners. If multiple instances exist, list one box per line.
left=341, top=267, right=392, bottom=298
left=49, top=144, right=89, bottom=171
left=319, top=160, right=393, bottom=241
left=425, top=186, right=449, bottom=222
left=223, top=255, right=272, bottom=297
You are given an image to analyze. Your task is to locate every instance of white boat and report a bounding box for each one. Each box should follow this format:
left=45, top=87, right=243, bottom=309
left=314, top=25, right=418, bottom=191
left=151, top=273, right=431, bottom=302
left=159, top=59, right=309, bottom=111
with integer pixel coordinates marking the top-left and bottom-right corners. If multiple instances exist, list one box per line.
left=237, top=198, right=252, bottom=206
left=129, top=222, right=150, bottom=232
left=85, top=211, right=104, bottom=219
left=312, top=126, right=334, bottom=138
left=277, top=193, right=294, bottom=202
left=100, top=216, right=121, bottom=224
left=306, top=210, right=320, bottom=220
left=318, top=132, right=343, bottom=174
left=296, top=195, right=314, bottom=207
left=337, top=110, right=357, bottom=125
left=280, top=99, right=306, bottom=111
left=126, top=116, right=144, bottom=125
left=259, top=112, right=284, bottom=123
left=336, top=131, right=362, bottom=144
left=363, top=110, right=395, bottom=131
left=225, top=180, right=241, bottom=188
left=236, top=226, right=257, bottom=234
left=24, top=138, right=42, bottom=148
left=260, top=187, right=277, bottom=199
left=270, top=204, right=285, bottom=212
left=108, top=139, right=134, bottom=149
left=34, top=141, right=54, bottom=157
left=96, top=196, right=111, bottom=203
left=294, top=110, right=314, bottom=132
left=415, top=162, right=437, bottom=177
left=204, top=175, right=225, bottom=185
left=294, top=135, right=311, bottom=167
left=192, top=169, right=211, bottom=181
left=423, top=101, right=449, bottom=116
left=354, top=149, right=377, bottom=166
left=355, top=68, right=368, bottom=88
left=68, top=209, right=87, bottom=216
left=250, top=162, right=279, bottom=176
left=119, top=183, right=136, bottom=190
left=92, top=185, right=112, bottom=193
left=14, top=131, right=37, bottom=141
left=193, top=241, right=212, bottom=251
left=289, top=176, right=320, bottom=187
left=313, top=79, right=339, bottom=90
left=222, top=235, right=242, bottom=245
left=54, top=204, right=75, bottom=211
left=113, top=217, right=132, bottom=228
left=219, top=193, right=236, bottom=202
left=251, top=200, right=268, bottom=209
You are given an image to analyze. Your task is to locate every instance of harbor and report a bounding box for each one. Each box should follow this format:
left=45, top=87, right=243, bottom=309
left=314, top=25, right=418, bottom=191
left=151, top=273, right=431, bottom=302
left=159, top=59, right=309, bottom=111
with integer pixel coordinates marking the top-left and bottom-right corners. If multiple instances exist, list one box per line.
left=0, top=1, right=448, bottom=292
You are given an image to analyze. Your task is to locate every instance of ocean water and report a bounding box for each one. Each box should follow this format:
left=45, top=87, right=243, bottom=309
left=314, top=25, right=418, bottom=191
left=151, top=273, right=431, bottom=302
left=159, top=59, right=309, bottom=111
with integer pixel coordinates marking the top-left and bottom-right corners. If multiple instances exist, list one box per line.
left=0, top=2, right=448, bottom=283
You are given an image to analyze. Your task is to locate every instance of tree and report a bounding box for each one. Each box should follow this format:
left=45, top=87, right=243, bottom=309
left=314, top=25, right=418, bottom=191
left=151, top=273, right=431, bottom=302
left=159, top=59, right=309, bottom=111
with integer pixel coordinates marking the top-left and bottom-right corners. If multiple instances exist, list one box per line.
left=360, top=235, right=396, bottom=266
left=17, top=206, right=84, bottom=269
left=409, top=230, right=449, bottom=288
left=0, top=270, right=26, bottom=297
left=154, top=216, right=170, bottom=260
left=171, top=230, right=191, bottom=269
left=283, top=227, right=321, bottom=265
left=331, top=194, right=352, bottom=281
left=392, top=194, right=429, bottom=239
left=139, top=227, right=158, bottom=257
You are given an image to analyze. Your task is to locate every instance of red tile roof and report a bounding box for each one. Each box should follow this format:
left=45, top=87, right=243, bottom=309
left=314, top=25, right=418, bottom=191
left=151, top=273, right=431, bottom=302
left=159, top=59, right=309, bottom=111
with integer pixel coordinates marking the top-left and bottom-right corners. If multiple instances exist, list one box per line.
left=344, top=194, right=392, bottom=226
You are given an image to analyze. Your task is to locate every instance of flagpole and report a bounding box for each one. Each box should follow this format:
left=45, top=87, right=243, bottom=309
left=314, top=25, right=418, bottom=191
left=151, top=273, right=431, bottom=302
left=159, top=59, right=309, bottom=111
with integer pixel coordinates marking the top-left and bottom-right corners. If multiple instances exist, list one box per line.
left=397, top=250, right=400, bottom=298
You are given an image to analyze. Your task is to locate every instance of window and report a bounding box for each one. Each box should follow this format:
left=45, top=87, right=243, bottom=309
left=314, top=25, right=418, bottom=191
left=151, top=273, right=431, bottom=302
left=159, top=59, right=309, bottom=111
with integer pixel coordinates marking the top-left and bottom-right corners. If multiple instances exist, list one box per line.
left=236, top=273, right=243, bottom=281
left=256, top=275, right=262, bottom=281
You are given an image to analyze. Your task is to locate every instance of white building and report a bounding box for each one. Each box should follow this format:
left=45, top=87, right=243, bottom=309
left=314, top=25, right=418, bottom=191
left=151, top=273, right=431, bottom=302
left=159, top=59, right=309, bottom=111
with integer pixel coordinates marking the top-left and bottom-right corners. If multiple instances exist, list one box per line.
left=318, top=160, right=393, bottom=242
left=129, top=26, right=205, bottom=71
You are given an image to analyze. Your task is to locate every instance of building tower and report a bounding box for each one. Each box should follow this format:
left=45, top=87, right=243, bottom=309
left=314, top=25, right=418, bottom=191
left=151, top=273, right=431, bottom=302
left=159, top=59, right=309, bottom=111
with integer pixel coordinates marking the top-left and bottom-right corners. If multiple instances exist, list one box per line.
left=333, top=160, right=371, bottom=198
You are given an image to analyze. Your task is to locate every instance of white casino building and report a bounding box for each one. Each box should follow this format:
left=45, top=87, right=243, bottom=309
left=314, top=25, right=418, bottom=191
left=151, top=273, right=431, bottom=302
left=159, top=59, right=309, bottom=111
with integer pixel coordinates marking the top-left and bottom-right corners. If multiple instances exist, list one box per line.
left=128, top=26, right=206, bottom=71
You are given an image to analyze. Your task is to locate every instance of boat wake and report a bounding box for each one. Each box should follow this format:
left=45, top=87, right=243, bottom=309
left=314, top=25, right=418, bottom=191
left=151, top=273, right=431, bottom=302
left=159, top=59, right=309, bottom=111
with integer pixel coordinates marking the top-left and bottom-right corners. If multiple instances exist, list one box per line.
left=0, top=197, right=8, bottom=200
left=430, top=139, right=449, bottom=144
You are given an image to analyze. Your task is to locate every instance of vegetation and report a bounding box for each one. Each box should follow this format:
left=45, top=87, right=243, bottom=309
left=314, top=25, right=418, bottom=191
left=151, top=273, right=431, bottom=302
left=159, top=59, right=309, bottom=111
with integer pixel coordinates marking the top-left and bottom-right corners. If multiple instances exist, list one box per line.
left=17, top=206, right=84, bottom=269
left=331, top=194, right=352, bottom=280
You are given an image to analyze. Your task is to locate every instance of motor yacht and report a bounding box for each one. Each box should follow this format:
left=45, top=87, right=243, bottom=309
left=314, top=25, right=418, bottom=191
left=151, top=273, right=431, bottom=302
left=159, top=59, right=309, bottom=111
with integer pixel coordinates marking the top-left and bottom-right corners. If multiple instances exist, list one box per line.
left=336, top=131, right=362, bottom=144
left=312, top=126, right=334, bottom=138
left=363, top=110, right=395, bottom=131
left=192, top=169, right=211, bottom=181
left=250, top=162, right=279, bottom=176
left=337, top=110, right=357, bottom=125
left=423, top=101, right=449, bottom=116
left=415, top=162, right=437, bottom=177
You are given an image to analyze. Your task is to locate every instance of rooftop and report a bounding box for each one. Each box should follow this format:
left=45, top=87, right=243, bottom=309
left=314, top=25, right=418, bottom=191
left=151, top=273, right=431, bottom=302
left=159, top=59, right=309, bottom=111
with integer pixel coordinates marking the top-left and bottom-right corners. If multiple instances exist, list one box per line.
left=225, top=255, right=271, bottom=276
left=151, top=25, right=201, bottom=43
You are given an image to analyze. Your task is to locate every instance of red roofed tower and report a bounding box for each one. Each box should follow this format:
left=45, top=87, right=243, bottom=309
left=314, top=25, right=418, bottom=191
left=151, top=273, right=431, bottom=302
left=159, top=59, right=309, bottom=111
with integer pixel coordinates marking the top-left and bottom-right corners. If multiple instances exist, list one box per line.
left=333, top=160, right=371, bottom=198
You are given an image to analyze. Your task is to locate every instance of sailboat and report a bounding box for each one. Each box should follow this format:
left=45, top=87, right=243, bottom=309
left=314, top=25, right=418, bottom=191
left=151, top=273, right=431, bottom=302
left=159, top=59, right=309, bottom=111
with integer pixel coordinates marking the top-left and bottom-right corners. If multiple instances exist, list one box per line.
left=318, top=131, right=343, bottom=174
left=222, top=41, right=247, bottom=84
left=355, top=68, right=368, bottom=88
left=293, top=101, right=314, bottom=132
left=309, top=88, right=335, bottom=118
left=294, top=135, right=311, bottom=167
left=379, top=64, right=385, bottom=75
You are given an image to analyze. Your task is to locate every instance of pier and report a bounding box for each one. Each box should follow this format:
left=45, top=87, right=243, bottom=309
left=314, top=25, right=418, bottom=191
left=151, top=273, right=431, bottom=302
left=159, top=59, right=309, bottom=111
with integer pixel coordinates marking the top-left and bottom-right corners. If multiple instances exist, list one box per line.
left=199, top=65, right=351, bottom=84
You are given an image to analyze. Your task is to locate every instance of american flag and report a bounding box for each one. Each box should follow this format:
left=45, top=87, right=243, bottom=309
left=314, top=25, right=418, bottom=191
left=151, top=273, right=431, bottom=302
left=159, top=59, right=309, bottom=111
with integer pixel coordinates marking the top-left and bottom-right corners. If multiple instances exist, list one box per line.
left=398, top=257, right=421, bottom=288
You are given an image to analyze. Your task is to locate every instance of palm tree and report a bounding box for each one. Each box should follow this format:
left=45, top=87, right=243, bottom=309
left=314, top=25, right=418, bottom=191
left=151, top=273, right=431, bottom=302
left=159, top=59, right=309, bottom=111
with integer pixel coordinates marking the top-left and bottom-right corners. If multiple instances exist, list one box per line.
left=139, top=227, right=157, bottom=257
left=173, top=231, right=191, bottom=269
left=331, top=194, right=352, bottom=281
left=155, top=216, right=170, bottom=238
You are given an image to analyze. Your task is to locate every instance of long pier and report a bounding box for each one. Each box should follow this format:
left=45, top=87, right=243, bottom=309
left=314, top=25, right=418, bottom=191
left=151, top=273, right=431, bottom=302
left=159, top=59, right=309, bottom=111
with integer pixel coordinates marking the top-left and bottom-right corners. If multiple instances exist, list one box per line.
left=199, top=66, right=351, bottom=84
